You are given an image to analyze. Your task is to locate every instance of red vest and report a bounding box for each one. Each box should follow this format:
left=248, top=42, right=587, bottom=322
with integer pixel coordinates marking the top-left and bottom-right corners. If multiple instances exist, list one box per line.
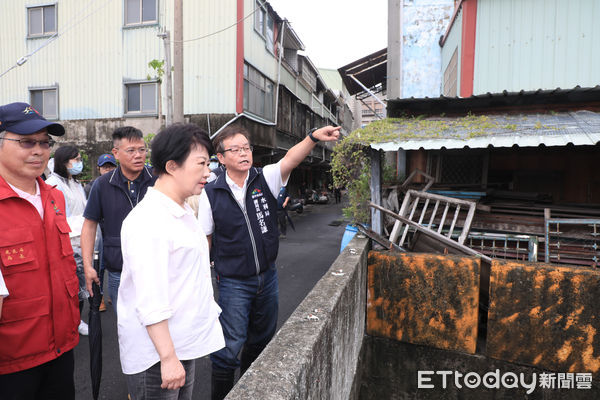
left=0, top=176, right=79, bottom=374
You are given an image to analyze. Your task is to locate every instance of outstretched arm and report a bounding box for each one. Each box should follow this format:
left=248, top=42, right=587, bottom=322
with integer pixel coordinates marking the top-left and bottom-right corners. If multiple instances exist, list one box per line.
left=280, top=126, right=341, bottom=182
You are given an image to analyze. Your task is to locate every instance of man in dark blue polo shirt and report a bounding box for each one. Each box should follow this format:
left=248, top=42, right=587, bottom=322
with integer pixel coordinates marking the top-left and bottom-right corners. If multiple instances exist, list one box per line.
left=80, top=127, right=156, bottom=312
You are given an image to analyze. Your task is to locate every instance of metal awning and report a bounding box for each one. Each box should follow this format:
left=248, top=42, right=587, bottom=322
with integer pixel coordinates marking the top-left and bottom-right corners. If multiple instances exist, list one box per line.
left=338, top=48, right=387, bottom=96
left=370, top=110, right=600, bottom=151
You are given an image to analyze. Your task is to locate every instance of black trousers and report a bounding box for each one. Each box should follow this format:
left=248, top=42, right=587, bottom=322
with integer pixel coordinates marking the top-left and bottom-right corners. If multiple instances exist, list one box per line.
left=0, top=350, right=75, bottom=400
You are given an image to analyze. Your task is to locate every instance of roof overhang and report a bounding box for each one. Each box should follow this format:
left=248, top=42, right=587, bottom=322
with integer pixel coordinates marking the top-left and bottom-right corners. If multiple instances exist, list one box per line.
left=371, top=86, right=600, bottom=151
left=338, top=48, right=387, bottom=96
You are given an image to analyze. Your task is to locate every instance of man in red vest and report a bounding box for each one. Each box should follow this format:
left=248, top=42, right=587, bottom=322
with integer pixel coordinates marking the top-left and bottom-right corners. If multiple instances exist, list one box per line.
left=0, top=102, right=79, bottom=400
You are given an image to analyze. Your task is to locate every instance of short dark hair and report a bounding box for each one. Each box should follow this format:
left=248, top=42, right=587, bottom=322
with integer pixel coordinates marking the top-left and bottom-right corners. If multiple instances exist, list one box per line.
left=112, top=126, right=143, bottom=147
left=151, top=123, right=213, bottom=176
left=213, top=124, right=250, bottom=154
left=53, top=145, right=79, bottom=180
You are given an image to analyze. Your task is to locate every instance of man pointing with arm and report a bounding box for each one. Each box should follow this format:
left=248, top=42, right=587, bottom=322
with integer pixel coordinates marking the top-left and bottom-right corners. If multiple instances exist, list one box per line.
left=198, top=125, right=340, bottom=400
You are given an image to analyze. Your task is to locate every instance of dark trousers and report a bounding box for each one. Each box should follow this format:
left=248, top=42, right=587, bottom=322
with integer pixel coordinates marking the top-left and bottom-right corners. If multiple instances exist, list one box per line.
left=0, top=350, right=75, bottom=400
left=210, top=268, right=279, bottom=372
left=126, top=359, right=195, bottom=400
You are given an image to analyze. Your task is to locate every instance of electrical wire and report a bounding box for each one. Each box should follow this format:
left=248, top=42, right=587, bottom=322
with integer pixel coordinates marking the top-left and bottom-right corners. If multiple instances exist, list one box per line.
left=0, top=0, right=115, bottom=79
left=1, top=0, right=267, bottom=78
left=174, top=0, right=268, bottom=43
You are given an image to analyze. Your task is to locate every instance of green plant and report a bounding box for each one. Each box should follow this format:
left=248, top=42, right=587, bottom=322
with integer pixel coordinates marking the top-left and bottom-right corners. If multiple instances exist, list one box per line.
left=144, top=133, right=156, bottom=164
left=332, top=114, right=513, bottom=224
left=147, top=59, right=165, bottom=127
left=382, top=161, right=399, bottom=185
left=147, top=59, right=164, bottom=83
left=78, top=150, right=93, bottom=183
left=331, top=119, right=400, bottom=224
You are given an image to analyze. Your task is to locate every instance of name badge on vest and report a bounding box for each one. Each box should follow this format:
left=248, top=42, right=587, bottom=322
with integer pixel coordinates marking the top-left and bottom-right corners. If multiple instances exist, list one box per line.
left=251, top=189, right=271, bottom=234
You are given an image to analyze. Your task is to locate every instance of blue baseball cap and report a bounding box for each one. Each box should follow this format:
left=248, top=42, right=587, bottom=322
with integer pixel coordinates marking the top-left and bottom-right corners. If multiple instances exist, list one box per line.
left=0, top=102, right=65, bottom=136
left=97, top=153, right=117, bottom=167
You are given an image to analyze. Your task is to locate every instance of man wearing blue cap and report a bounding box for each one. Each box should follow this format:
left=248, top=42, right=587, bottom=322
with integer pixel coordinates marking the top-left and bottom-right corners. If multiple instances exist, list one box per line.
left=84, top=153, right=117, bottom=197
left=0, top=102, right=79, bottom=399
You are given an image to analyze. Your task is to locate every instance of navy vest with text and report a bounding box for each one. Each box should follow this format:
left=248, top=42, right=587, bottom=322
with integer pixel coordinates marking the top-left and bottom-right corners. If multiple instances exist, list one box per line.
left=205, top=167, right=279, bottom=278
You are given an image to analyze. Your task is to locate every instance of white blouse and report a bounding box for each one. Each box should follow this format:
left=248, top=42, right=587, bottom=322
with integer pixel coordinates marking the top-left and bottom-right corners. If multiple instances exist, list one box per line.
left=117, top=187, right=224, bottom=375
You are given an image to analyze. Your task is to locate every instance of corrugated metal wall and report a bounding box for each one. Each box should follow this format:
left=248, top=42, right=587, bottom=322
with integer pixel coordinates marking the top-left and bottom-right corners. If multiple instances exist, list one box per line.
left=183, top=0, right=237, bottom=114
left=0, top=0, right=237, bottom=120
left=441, top=9, right=462, bottom=96
left=474, top=0, right=600, bottom=94
left=243, top=0, right=277, bottom=81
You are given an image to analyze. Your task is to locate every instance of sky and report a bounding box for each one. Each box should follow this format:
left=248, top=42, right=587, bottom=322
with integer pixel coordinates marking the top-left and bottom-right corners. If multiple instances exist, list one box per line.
left=267, top=0, right=388, bottom=70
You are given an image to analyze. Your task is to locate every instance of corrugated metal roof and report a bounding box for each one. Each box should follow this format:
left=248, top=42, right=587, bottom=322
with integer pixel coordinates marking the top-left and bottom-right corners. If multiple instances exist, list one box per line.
left=371, top=110, right=600, bottom=151
left=337, top=48, right=387, bottom=96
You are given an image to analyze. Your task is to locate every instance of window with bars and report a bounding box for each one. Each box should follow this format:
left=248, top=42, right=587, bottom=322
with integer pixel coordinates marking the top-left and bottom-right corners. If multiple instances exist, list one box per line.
left=28, top=5, right=56, bottom=37
left=125, top=0, right=157, bottom=26
left=125, top=82, right=157, bottom=114
left=30, top=88, right=58, bottom=119
left=243, top=63, right=274, bottom=121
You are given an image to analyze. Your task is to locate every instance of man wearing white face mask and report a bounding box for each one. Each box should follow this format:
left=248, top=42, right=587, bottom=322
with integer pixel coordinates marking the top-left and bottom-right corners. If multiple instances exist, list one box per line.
left=46, top=145, right=90, bottom=335
left=207, top=154, right=224, bottom=183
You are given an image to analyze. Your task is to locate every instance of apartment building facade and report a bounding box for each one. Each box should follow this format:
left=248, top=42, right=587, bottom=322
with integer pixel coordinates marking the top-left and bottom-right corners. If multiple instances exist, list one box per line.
left=0, top=0, right=351, bottom=187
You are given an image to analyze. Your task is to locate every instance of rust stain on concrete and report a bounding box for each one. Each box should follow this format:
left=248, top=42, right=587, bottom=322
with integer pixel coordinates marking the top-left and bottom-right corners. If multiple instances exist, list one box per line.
left=487, top=260, right=600, bottom=377
left=367, top=251, right=480, bottom=354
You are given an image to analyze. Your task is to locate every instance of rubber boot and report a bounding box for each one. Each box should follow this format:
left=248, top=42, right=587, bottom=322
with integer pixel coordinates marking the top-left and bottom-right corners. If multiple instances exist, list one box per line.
left=211, top=367, right=235, bottom=400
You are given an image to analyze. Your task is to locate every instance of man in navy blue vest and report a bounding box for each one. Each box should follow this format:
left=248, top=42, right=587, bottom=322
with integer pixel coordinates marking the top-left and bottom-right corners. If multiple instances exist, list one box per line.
left=198, top=124, right=340, bottom=400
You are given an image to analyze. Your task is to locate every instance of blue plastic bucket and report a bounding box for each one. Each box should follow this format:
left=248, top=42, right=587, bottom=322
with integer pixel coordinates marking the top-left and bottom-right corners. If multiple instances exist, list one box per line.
left=340, top=224, right=359, bottom=253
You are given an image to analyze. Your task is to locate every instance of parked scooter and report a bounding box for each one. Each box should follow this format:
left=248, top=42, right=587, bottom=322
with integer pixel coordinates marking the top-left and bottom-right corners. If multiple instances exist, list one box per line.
left=306, top=189, right=329, bottom=204
left=288, top=198, right=304, bottom=214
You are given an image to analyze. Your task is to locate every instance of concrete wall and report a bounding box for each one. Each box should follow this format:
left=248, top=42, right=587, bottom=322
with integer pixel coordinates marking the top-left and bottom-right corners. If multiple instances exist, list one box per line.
left=357, top=336, right=600, bottom=399
left=401, top=0, right=454, bottom=98
left=227, top=235, right=369, bottom=400
left=367, top=251, right=600, bottom=380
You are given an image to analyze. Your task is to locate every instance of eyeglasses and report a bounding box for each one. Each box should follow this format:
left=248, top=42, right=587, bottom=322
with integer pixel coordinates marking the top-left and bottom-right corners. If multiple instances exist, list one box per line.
left=223, top=145, right=253, bottom=155
left=117, top=147, right=147, bottom=156
left=0, top=137, right=55, bottom=149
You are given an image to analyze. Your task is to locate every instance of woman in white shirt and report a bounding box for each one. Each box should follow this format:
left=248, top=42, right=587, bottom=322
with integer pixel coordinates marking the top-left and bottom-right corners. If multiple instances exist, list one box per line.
left=45, top=145, right=89, bottom=335
left=118, top=124, right=224, bottom=400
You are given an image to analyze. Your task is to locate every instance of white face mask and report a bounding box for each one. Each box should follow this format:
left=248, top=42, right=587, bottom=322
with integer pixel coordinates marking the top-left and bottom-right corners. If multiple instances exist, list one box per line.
left=68, top=161, right=83, bottom=176
left=209, top=161, right=219, bottom=171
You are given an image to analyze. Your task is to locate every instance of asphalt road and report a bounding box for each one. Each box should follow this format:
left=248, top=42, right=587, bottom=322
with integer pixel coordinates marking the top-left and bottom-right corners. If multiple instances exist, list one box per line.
left=74, top=199, right=348, bottom=400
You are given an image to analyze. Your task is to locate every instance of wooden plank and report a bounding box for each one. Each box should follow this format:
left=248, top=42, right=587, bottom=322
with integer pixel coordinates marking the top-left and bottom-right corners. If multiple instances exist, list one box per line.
left=389, top=190, right=412, bottom=244
left=400, top=197, right=420, bottom=246
left=370, top=149, right=382, bottom=235
left=458, top=203, right=477, bottom=244
left=369, top=203, right=492, bottom=262
left=418, top=199, right=430, bottom=225
left=438, top=203, right=450, bottom=234
left=428, top=200, right=440, bottom=229
left=447, top=205, right=461, bottom=239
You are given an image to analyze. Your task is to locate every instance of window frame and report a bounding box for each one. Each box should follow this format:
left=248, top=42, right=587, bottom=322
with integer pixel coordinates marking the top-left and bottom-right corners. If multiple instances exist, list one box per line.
left=254, top=1, right=276, bottom=55
left=29, top=86, right=59, bottom=120
left=254, top=0, right=266, bottom=38
left=123, top=80, right=158, bottom=117
left=243, top=62, right=275, bottom=122
left=27, top=3, right=57, bottom=38
left=123, top=0, right=158, bottom=28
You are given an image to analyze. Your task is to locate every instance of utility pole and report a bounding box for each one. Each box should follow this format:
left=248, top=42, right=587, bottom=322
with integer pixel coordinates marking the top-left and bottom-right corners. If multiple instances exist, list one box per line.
left=173, top=0, right=184, bottom=123
left=158, top=31, right=174, bottom=126
left=387, top=0, right=402, bottom=99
